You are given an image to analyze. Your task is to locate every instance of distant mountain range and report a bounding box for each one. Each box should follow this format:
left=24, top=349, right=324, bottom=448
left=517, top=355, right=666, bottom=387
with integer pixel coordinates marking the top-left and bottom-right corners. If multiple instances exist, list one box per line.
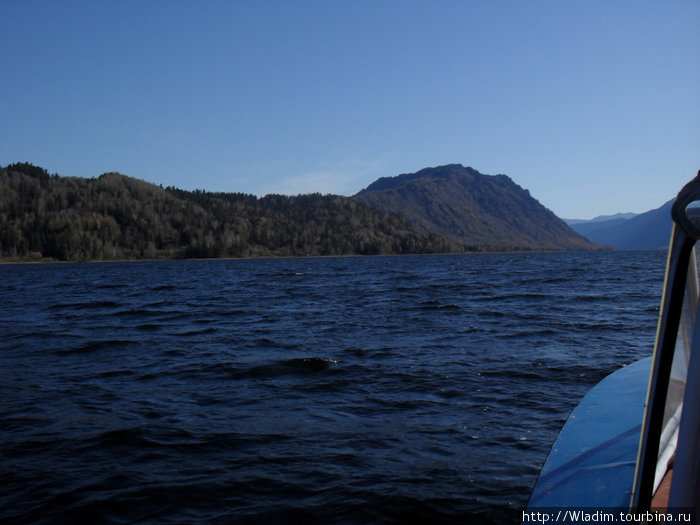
left=565, top=212, right=638, bottom=226
left=354, top=164, right=597, bottom=251
left=566, top=201, right=673, bottom=251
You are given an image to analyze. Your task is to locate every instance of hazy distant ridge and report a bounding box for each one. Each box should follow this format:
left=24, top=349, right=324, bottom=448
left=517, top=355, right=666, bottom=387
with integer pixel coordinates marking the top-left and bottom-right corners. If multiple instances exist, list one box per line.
left=565, top=212, right=638, bottom=226
left=567, top=201, right=672, bottom=250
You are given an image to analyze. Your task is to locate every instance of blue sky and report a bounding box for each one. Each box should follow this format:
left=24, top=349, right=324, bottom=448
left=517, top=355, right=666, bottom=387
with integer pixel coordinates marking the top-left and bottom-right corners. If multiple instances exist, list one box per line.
left=1, top=1, right=698, bottom=219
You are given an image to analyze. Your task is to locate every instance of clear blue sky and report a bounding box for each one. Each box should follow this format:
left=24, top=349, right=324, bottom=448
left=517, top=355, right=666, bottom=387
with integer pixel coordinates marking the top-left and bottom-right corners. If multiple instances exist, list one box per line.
left=1, top=0, right=698, bottom=219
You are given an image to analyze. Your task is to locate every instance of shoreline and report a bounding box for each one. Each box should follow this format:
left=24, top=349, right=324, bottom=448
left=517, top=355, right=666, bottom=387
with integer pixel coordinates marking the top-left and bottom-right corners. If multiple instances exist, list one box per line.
left=0, top=247, right=615, bottom=266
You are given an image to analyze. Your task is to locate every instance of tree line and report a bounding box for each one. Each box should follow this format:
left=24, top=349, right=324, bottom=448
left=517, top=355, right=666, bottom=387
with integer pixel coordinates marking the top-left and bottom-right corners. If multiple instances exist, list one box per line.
left=0, top=163, right=464, bottom=262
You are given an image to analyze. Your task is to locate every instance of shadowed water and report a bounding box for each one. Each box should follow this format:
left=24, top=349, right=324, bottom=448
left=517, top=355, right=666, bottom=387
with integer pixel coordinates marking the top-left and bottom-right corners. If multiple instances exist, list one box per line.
left=1, top=251, right=666, bottom=523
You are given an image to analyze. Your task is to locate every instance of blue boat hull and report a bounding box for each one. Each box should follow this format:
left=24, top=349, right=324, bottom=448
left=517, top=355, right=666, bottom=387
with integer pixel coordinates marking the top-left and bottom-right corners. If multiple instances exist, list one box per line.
left=529, top=357, right=651, bottom=507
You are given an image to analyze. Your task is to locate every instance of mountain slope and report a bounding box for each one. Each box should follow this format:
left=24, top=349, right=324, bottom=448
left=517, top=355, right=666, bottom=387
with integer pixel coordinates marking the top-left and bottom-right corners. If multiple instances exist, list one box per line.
left=354, top=164, right=597, bottom=251
left=568, top=200, right=672, bottom=250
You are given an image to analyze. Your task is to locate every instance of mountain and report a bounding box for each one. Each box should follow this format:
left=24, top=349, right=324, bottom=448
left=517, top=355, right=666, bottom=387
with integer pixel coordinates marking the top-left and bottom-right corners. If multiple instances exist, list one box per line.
left=565, top=212, right=637, bottom=226
left=353, top=164, right=598, bottom=251
left=0, top=162, right=462, bottom=262
left=567, top=200, right=673, bottom=250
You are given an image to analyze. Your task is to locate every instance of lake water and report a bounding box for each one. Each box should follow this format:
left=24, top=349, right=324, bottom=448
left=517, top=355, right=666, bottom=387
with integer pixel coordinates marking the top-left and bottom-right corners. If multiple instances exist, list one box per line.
left=1, top=251, right=667, bottom=524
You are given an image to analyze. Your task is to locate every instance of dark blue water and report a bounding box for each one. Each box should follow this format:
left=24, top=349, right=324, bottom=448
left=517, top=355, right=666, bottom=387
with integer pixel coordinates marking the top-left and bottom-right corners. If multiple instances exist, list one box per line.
left=1, top=251, right=666, bottom=524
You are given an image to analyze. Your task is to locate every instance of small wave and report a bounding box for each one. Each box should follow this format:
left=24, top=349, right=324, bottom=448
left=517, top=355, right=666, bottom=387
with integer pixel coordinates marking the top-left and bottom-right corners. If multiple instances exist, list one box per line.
left=415, top=300, right=461, bottom=311
left=272, top=270, right=305, bottom=277
left=569, top=294, right=613, bottom=303
left=150, top=284, right=177, bottom=291
left=478, top=368, right=550, bottom=381
left=479, top=360, right=617, bottom=386
left=47, top=300, right=120, bottom=310
left=136, top=323, right=162, bottom=331
left=56, top=339, right=136, bottom=355
left=541, top=276, right=573, bottom=284
left=237, top=356, right=339, bottom=379
left=343, top=347, right=368, bottom=357
left=94, top=368, right=136, bottom=379
left=472, top=292, right=552, bottom=302
left=249, top=337, right=300, bottom=350
left=164, top=348, right=186, bottom=357
left=113, top=308, right=154, bottom=318
left=496, top=328, right=556, bottom=339
left=173, top=327, right=218, bottom=337
left=283, top=356, right=339, bottom=372
left=89, top=426, right=154, bottom=449
left=88, top=426, right=218, bottom=451
left=94, top=283, right=127, bottom=290
left=476, top=309, right=507, bottom=318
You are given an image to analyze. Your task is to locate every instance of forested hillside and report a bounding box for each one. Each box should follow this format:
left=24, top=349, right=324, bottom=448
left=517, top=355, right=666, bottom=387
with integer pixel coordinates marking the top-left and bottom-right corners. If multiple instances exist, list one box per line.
left=354, top=164, right=598, bottom=251
left=0, top=163, right=461, bottom=262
